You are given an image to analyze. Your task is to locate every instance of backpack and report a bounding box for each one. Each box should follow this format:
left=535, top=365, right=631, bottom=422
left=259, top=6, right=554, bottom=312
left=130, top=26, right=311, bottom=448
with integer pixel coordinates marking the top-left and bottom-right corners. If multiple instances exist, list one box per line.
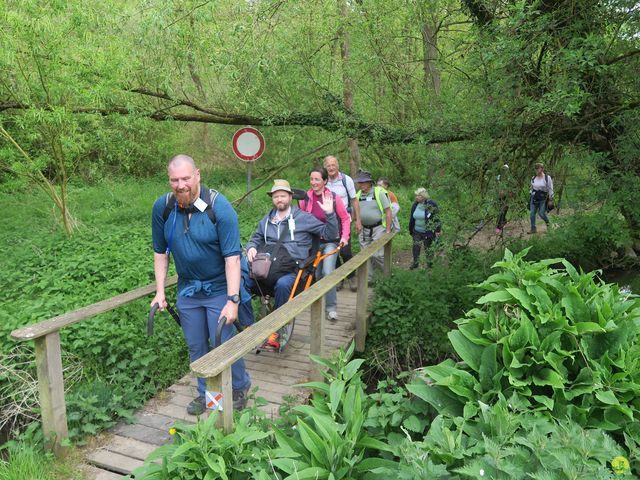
left=161, top=187, right=219, bottom=256
left=162, top=187, right=219, bottom=224
left=340, top=172, right=355, bottom=212
left=356, top=185, right=388, bottom=228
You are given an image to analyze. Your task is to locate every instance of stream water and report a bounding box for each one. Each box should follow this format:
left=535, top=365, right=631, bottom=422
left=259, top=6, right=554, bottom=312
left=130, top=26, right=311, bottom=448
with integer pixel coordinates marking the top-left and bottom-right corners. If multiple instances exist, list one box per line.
left=603, top=268, right=640, bottom=293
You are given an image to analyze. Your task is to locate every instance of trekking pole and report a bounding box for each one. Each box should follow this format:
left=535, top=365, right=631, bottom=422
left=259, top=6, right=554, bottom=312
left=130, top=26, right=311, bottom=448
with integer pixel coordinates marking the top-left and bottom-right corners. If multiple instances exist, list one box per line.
left=147, top=302, right=182, bottom=336
left=215, top=316, right=244, bottom=348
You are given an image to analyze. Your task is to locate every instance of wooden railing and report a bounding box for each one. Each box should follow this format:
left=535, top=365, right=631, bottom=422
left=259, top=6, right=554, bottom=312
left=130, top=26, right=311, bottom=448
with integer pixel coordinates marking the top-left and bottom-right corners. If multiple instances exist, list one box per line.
left=10, top=232, right=394, bottom=455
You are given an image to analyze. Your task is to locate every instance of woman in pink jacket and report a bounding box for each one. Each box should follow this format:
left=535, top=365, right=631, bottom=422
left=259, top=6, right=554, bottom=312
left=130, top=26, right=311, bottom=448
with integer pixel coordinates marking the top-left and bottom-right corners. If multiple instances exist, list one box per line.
left=299, top=167, right=351, bottom=322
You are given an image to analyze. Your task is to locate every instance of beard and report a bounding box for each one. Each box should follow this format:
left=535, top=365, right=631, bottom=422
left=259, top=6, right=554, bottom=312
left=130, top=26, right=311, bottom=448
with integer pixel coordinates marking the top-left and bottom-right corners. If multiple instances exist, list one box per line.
left=176, top=188, right=196, bottom=207
left=275, top=201, right=290, bottom=212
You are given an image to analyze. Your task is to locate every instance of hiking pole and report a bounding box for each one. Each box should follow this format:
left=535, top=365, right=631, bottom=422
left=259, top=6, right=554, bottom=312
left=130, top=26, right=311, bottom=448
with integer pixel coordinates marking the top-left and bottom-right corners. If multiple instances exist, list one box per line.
left=147, top=302, right=182, bottom=336
left=215, top=316, right=245, bottom=348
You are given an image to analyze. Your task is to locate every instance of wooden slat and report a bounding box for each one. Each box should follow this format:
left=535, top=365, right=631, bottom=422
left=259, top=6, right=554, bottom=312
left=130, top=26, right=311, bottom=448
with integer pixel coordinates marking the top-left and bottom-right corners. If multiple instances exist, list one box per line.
left=355, top=264, right=368, bottom=352
left=384, top=240, right=393, bottom=275
left=309, top=297, right=325, bottom=382
left=86, top=449, right=143, bottom=475
left=11, top=276, right=178, bottom=341
left=111, top=423, right=170, bottom=446
left=82, top=465, right=125, bottom=480
left=105, top=434, right=158, bottom=461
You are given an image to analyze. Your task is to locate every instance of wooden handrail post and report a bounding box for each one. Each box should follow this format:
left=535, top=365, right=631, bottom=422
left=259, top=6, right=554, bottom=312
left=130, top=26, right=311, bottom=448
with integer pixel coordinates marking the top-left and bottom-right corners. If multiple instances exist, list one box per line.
left=34, top=331, right=68, bottom=457
left=309, top=296, right=325, bottom=382
left=355, top=262, right=368, bottom=352
left=383, top=238, right=392, bottom=276
left=206, top=367, right=233, bottom=432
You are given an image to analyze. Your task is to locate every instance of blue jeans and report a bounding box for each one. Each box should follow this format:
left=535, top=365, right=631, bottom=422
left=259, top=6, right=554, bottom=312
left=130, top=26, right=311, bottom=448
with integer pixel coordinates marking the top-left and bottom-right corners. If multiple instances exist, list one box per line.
left=246, top=272, right=297, bottom=309
left=176, top=294, right=253, bottom=397
left=318, top=242, right=338, bottom=313
left=530, top=195, right=549, bottom=229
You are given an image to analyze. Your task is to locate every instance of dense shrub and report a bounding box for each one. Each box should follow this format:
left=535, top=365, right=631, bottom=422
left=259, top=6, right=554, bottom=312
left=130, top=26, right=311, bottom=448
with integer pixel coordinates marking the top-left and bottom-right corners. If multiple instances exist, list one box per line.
left=365, top=250, right=496, bottom=379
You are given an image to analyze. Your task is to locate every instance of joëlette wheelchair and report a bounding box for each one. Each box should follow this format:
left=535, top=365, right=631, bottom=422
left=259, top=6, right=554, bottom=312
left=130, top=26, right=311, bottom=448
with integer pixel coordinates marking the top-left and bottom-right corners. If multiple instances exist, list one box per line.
left=147, top=244, right=342, bottom=354
left=249, top=243, right=342, bottom=353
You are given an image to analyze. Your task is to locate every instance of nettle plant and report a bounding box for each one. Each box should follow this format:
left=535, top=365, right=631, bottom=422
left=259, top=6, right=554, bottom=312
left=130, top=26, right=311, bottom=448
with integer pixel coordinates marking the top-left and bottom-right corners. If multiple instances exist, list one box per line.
left=410, top=249, right=640, bottom=438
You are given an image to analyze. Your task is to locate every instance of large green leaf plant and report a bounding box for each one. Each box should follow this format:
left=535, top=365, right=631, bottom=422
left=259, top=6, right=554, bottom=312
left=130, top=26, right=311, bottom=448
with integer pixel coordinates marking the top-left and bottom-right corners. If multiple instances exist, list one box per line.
left=409, top=248, right=640, bottom=437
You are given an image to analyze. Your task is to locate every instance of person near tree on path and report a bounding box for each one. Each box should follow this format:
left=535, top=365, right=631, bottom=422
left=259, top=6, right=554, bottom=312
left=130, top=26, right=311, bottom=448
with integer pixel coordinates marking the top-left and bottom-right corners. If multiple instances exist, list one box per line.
left=528, top=162, right=554, bottom=234
left=495, top=164, right=513, bottom=235
left=408, top=188, right=442, bottom=269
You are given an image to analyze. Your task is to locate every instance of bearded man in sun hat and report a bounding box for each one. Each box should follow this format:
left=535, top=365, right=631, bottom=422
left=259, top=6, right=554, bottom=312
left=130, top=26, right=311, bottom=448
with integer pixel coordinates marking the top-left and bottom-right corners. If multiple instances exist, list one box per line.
left=245, top=179, right=339, bottom=309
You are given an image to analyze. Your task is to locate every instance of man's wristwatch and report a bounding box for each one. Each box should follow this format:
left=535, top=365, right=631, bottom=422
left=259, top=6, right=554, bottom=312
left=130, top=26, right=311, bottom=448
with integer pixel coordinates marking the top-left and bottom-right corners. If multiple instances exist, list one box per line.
left=227, top=294, right=241, bottom=304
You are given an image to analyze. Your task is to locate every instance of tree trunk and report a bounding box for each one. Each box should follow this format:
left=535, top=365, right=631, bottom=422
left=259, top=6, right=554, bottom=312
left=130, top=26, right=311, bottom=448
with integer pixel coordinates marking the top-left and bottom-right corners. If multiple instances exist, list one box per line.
left=421, top=22, right=441, bottom=96
left=338, top=0, right=361, bottom=175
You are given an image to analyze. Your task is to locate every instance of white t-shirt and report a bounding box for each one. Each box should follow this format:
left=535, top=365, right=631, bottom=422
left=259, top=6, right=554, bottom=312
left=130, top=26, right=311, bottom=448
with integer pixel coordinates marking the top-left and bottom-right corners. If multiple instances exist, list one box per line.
left=326, top=173, right=356, bottom=209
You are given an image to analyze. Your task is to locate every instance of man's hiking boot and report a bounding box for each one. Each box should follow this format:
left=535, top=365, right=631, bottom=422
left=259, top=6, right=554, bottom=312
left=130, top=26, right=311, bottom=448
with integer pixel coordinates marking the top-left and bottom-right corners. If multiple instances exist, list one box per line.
left=187, top=396, right=206, bottom=416
left=527, top=227, right=537, bottom=234
left=409, top=262, right=419, bottom=270
left=233, top=383, right=251, bottom=411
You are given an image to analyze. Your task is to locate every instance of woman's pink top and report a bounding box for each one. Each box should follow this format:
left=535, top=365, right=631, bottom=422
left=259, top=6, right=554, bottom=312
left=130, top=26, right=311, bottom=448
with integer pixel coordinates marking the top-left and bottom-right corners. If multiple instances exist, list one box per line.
left=299, top=187, right=351, bottom=243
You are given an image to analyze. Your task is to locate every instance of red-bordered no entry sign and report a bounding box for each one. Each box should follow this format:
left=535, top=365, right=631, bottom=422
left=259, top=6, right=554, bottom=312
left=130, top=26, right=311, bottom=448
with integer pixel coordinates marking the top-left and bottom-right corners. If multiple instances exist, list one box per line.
left=232, top=127, right=265, bottom=162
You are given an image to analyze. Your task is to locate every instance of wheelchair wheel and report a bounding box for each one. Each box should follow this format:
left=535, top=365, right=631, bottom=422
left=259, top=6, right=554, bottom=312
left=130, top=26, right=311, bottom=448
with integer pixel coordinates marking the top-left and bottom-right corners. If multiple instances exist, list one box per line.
left=276, top=318, right=295, bottom=351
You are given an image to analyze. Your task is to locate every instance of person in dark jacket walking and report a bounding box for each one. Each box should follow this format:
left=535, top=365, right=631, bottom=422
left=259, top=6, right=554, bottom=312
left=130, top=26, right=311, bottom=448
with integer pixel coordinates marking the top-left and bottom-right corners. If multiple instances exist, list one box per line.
left=408, top=188, right=442, bottom=269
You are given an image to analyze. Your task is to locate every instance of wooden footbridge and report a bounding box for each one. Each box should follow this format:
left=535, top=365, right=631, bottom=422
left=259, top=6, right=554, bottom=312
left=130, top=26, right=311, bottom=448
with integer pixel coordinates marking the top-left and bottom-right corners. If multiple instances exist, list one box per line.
left=10, top=233, right=394, bottom=479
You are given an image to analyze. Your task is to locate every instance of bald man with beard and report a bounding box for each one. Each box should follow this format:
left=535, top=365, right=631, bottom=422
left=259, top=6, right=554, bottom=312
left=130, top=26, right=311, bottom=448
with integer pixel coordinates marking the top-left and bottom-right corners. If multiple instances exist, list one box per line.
left=151, top=154, right=253, bottom=415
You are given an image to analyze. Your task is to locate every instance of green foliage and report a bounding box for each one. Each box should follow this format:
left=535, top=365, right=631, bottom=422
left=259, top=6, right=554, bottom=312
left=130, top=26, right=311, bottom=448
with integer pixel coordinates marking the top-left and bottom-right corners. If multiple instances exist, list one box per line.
left=409, top=248, right=640, bottom=437
left=365, top=250, right=495, bottom=377
left=394, top=398, right=636, bottom=479
left=277, top=343, right=397, bottom=479
left=131, top=411, right=274, bottom=480
left=0, top=442, right=54, bottom=480
left=0, top=437, right=86, bottom=480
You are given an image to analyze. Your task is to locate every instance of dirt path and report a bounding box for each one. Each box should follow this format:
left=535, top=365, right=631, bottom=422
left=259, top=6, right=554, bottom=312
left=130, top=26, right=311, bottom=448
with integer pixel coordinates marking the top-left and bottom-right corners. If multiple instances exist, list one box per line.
left=393, top=211, right=563, bottom=269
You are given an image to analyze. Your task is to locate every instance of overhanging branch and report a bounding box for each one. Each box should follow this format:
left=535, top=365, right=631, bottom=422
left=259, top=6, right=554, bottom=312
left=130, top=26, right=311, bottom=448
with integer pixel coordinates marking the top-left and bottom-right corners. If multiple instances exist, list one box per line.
left=0, top=100, right=472, bottom=145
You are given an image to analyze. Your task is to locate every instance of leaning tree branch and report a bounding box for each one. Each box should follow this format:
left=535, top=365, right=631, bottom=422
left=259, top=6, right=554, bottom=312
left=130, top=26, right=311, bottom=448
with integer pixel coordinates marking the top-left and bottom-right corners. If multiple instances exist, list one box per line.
left=0, top=100, right=473, bottom=145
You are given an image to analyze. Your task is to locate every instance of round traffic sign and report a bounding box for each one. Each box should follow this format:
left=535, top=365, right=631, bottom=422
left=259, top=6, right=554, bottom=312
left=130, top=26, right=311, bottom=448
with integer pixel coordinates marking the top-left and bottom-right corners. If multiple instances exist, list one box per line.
left=232, top=127, right=265, bottom=162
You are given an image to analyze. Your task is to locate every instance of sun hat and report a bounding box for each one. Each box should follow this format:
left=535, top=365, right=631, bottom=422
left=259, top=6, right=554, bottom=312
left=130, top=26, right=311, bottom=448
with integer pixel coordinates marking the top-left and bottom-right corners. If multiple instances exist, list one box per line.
left=268, top=179, right=293, bottom=195
left=354, top=170, right=373, bottom=183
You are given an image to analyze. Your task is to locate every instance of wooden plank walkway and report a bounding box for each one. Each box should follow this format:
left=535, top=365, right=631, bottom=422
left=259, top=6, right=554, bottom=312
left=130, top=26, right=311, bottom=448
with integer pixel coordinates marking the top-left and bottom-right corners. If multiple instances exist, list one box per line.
left=84, top=289, right=360, bottom=479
